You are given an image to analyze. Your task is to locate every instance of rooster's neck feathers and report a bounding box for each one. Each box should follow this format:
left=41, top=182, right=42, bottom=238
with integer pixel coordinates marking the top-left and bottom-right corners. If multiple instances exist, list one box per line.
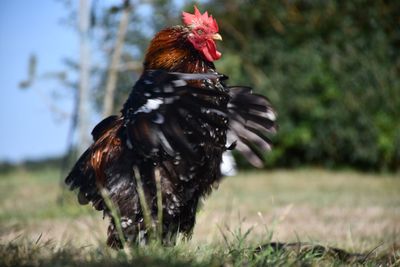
left=143, top=26, right=214, bottom=73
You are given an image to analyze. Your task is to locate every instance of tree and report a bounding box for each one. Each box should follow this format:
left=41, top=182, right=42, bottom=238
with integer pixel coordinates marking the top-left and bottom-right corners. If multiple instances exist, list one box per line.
left=77, top=0, right=92, bottom=154
left=102, top=0, right=132, bottom=117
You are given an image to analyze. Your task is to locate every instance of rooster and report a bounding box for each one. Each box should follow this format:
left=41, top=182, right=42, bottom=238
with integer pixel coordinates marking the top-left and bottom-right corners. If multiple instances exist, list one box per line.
left=66, top=6, right=276, bottom=248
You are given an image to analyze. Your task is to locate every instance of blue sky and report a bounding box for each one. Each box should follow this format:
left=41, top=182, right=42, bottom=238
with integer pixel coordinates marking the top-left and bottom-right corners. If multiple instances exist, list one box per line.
left=0, top=1, right=78, bottom=162
left=0, top=0, right=188, bottom=163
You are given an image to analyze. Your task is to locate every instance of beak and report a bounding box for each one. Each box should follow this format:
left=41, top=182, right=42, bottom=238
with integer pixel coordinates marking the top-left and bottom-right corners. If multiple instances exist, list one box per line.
left=212, top=33, right=222, bottom=41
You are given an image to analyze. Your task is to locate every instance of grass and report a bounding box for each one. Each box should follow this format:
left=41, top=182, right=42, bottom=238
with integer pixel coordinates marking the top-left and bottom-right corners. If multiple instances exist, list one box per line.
left=0, top=167, right=399, bottom=266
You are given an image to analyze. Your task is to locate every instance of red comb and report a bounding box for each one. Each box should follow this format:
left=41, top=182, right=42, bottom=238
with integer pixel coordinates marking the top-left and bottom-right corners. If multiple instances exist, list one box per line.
left=182, top=6, right=219, bottom=32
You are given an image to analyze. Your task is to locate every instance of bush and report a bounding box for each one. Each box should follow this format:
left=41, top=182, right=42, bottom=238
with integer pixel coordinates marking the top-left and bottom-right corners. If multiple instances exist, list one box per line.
left=209, top=0, right=400, bottom=171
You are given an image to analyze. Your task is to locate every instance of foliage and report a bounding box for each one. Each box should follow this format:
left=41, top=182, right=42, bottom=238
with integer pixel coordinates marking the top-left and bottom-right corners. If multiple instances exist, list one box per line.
left=205, top=0, right=400, bottom=171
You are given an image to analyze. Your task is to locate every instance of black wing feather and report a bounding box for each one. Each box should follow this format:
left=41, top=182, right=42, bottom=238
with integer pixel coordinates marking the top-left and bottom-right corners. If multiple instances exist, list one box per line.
left=226, top=85, right=277, bottom=167
left=122, top=70, right=229, bottom=161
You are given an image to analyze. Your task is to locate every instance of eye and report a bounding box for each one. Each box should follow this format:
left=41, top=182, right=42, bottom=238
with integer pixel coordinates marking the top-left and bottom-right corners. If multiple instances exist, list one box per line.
left=196, top=29, right=204, bottom=35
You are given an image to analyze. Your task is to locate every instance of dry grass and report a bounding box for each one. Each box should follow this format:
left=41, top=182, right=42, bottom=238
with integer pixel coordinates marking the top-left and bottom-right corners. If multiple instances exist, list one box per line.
left=194, top=170, right=400, bottom=251
left=0, top=168, right=399, bottom=266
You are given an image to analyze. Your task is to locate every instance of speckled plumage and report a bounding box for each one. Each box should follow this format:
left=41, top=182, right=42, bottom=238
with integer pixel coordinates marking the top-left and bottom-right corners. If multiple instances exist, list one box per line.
left=65, top=22, right=276, bottom=248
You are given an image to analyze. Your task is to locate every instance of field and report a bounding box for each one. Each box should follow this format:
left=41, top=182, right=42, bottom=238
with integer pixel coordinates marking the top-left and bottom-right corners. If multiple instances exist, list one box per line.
left=1, top=168, right=399, bottom=266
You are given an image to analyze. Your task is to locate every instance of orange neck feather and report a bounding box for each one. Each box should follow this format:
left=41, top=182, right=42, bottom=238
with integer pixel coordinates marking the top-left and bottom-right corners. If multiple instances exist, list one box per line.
left=143, top=26, right=215, bottom=73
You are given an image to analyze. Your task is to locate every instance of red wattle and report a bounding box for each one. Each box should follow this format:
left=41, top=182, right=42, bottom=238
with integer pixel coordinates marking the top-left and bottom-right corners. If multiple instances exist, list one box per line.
left=201, top=39, right=221, bottom=62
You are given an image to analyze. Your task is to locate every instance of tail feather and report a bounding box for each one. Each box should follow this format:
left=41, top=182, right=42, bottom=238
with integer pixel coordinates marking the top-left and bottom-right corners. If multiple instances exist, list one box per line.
left=91, top=115, right=120, bottom=140
left=65, top=116, right=126, bottom=211
left=65, top=148, right=104, bottom=210
left=65, top=115, right=143, bottom=246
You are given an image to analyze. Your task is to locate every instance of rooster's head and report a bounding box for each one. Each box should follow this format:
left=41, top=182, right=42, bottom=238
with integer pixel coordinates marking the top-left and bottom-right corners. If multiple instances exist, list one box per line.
left=182, top=6, right=222, bottom=62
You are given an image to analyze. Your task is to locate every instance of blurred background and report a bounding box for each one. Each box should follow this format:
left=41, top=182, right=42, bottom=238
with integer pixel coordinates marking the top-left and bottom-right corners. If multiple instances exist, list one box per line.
left=0, top=0, right=399, bottom=261
left=1, top=0, right=399, bottom=171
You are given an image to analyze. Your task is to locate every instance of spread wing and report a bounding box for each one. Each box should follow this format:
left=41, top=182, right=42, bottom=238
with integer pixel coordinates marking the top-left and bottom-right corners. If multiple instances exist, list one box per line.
left=121, top=70, right=230, bottom=160
left=122, top=70, right=277, bottom=167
